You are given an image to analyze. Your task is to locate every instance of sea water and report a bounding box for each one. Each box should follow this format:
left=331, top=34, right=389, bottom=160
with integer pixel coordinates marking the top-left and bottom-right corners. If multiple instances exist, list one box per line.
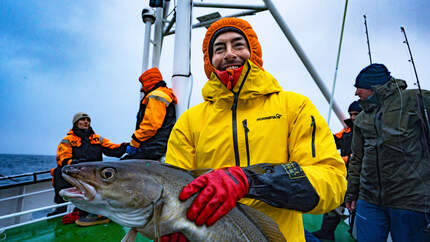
left=0, top=154, right=119, bottom=186
left=0, top=154, right=55, bottom=186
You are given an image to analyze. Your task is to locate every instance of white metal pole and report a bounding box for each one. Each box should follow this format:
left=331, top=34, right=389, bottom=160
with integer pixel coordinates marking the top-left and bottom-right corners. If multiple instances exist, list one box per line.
left=142, top=8, right=155, bottom=72
left=152, top=7, right=164, bottom=68
left=262, top=0, right=346, bottom=127
left=142, top=21, right=153, bottom=71
left=172, top=0, right=193, bottom=118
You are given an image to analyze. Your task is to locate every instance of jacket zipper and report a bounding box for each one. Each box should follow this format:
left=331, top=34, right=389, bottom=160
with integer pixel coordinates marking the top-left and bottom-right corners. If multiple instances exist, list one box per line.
left=374, top=111, right=383, bottom=204
left=311, top=116, right=316, bottom=157
left=232, top=92, right=240, bottom=166
left=231, top=63, right=251, bottom=166
left=242, top=119, right=250, bottom=166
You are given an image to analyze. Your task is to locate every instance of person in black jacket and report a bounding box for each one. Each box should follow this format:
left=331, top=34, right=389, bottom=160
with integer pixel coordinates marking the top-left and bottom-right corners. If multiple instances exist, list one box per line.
left=312, top=100, right=362, bottom=241
left=49, top=112, right=127, bottom=226
left=345, top=64, right=430, bottom=241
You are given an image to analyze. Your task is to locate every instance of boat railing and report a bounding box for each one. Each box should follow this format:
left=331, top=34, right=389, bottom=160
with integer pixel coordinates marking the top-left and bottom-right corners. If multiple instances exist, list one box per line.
left=0, top=170, right=74, bottom=231
left=0, top=202, right=72, bottom=231
left=0, top=170, right=51, bottom=188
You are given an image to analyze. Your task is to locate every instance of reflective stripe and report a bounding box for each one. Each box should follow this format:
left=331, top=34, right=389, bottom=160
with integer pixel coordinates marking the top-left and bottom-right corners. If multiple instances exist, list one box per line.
left=60, top=139, right=71, bottom=145
left=148, top=95, right=170, bottom=105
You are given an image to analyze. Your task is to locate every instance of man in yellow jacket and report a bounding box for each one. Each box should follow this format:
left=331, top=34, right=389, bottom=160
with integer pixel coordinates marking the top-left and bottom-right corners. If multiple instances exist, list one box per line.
left=164, top=17, right=347, bottom=242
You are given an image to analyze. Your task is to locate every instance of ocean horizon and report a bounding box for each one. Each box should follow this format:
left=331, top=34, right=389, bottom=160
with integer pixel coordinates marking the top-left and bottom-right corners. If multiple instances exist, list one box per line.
left=0, top=153, right=120, bottom=186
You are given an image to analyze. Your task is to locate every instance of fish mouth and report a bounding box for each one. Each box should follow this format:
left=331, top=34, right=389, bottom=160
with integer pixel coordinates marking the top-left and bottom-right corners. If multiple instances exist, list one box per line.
left=59, top=174, right=96, bottom=201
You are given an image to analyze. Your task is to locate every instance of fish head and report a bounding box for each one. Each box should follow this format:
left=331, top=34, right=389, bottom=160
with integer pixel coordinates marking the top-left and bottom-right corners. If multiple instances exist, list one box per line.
left=59, top=161, right=164, bottom=228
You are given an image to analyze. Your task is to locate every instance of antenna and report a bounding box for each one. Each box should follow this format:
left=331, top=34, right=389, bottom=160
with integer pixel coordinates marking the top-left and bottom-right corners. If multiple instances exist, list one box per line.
left=327, top=0, right=348, bottom=126
left=363, top=15, right=372, bottom=64
left=401, top=26, right=421, bottom=90
left=401, top=26, right=430, bottom=150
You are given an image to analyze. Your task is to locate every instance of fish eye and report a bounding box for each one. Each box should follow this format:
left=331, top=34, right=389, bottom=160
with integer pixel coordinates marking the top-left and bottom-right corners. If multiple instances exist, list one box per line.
left=101, top=168, right=116, bottom=180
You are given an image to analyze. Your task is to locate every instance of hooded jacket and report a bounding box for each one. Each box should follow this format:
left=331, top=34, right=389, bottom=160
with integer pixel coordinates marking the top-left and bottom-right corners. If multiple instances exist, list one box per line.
left=166, top=60, right=347, bottom=241
left=346, top=78, right=430, bottom=213
left=56, top=128, right=126, bottom=166
left=130, top=83, right=177, bottom=159
left=334, top=120, right=353, bottom=164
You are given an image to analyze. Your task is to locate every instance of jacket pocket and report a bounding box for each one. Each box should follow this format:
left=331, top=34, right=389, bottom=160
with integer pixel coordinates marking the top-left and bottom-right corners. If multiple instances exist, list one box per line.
left=311, top=116, right=316, bottom=157
left=242, top=119, right=251, bottom=166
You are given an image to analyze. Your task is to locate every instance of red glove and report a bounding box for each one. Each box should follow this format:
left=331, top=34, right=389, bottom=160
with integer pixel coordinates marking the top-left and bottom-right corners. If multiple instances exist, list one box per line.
left=179, top=166, right=249, bottom=226
left=160, top=232, right=188, bottom=242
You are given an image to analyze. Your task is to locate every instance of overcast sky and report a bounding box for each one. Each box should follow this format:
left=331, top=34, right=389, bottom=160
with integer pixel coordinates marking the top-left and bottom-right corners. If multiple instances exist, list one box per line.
left=1, top=0, right=429, bottom=155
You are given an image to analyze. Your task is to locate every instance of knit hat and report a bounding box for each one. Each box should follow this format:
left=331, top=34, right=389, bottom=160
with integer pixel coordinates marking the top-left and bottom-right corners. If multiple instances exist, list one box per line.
left=354, top=63, right=391, bottom=89
left=202, top=17, right=263, bottom=78
left=348, top=100, right=362, bottom=113
left=139, top=67, right=163, bottom=93
left=73, top=112, right=91, bottom=124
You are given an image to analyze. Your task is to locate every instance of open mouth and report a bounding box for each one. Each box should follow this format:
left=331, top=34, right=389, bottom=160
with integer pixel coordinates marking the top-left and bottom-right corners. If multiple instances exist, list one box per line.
left=225, top=65, right=240, bottom=70
left=59, top=174, right=96, bottom=201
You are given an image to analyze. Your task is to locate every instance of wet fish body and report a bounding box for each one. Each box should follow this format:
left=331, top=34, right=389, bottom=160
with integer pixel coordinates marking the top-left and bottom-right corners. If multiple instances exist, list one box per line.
left=60, top=160, right=285, bottom=241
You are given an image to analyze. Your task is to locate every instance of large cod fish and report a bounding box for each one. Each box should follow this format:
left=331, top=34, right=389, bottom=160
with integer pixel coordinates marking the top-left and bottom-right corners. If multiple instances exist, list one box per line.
left=59, top=160, right=286, bottom=242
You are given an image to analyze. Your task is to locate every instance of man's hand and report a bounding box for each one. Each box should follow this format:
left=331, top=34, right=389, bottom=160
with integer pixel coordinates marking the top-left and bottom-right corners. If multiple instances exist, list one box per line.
left=179, top=166, right=249, bottom=226
left=345, top=200, right=356, bottom=211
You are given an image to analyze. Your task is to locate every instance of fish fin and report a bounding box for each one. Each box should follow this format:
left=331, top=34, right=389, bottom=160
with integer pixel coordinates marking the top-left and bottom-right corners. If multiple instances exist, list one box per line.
left=153, top=199, right=164, bottom=242
left=187, top=168, right=213, bottom=178
left=236, top=203, right=286, bottom=242
left=121, top=228, right=137, bottom=242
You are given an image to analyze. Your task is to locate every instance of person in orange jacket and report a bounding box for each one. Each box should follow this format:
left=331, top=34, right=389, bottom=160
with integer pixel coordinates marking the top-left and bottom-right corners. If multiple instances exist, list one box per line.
left=123, top=67, right=177, bottom=160
left=49, top=112, right=127, bottom=226
left=312, top=100, right=362, bottom=240
left=334, top=100, right=362, bottom=167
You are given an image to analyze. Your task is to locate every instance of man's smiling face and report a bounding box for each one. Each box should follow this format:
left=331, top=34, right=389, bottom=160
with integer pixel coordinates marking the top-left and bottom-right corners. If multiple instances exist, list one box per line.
left=211, top=31, right=250, bottom=71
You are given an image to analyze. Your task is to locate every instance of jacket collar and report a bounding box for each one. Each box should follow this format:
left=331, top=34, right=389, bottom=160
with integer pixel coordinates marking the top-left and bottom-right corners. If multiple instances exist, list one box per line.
left=202, top=60, right=283, bottom=102
left=359, top=78, right=407, bottom=112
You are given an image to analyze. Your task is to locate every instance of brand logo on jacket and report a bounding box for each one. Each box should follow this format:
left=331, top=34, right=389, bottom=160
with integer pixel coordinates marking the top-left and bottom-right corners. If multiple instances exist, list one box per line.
left=256, top=113, right=282, bottom=121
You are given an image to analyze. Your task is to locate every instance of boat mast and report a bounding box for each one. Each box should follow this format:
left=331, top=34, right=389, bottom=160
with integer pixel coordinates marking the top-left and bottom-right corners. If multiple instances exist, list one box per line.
left=141, top=9, right=155, bottom=71
left=146, top=0, right=347, bottom=125
left=171, top=0, right=193, bottom=118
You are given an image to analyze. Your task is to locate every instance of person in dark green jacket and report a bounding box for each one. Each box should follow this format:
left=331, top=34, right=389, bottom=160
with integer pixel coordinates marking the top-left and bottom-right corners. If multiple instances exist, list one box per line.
left=345, top=63, right=430, bottom=241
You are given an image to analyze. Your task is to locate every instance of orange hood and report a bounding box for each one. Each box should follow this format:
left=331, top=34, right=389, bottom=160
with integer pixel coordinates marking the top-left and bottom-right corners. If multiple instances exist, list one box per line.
left=202, top=17, right=263, bottom=79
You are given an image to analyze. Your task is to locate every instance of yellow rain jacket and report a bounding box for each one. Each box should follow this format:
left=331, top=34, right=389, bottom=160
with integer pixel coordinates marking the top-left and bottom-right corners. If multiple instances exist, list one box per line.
left=166, top=60, right=347, bottom=241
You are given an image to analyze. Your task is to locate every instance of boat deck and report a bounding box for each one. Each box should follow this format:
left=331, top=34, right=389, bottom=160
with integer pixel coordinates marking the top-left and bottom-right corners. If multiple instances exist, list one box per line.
left=3, top=214, right=355, bottom=241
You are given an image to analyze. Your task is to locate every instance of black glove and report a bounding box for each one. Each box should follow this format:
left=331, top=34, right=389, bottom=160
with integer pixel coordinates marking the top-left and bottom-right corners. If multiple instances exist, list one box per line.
left=70, top=158, right=86, bottom=164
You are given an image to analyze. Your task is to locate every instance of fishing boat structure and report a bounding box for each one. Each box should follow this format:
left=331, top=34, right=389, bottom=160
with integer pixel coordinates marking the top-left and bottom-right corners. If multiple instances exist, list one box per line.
left=1, top=0, right=354, bottom=241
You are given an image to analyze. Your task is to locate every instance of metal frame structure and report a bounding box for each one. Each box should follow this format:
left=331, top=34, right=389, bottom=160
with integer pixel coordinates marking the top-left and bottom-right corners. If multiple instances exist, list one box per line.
left=140, top=0, right=346, bottom=125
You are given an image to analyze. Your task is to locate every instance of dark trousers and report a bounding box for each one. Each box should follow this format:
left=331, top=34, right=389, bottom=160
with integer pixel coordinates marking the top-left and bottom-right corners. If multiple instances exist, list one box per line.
left=52, top=166, right=72, bottom=204
left=356, top=199, right=430, bottom=242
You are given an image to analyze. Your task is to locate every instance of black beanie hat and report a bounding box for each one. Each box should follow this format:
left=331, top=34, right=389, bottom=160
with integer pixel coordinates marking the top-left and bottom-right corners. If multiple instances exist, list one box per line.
left=348, top=100, right=362, bottom=113
left=354, top=63, right=391, bottom=89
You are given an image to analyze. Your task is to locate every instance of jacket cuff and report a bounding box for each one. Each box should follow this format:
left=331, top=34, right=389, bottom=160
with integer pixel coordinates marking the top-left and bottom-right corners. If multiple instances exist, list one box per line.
left=345, top=180, right=359, bottom=203
left=130, top=138, right=140, bottom=148
left=243, top=162, right=320, bottom=212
